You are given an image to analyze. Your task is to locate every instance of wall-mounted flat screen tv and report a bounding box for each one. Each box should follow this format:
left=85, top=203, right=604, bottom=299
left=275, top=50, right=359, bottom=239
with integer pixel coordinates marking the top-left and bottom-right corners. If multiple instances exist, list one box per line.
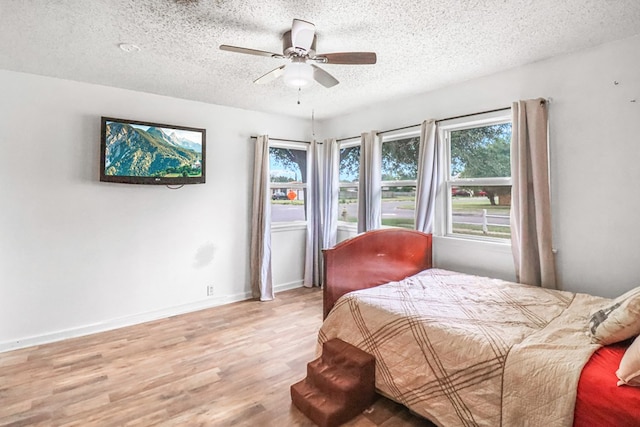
left=100, top=117, right=206, bottom=185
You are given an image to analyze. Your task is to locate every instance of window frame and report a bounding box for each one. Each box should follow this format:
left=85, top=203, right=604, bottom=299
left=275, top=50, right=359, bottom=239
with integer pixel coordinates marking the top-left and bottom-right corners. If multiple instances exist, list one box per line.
left=437, top=110, right=512, bottom=243
left=337, top=138, right=361, bottom=230
left=380, top=128, right=421, bottom=229
left=268, top=140, right=309, bottom=227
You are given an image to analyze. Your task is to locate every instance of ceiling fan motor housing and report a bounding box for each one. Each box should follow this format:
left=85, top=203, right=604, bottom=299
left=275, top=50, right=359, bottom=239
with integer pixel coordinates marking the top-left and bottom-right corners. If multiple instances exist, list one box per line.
left=282, top=30, right=316, bottom=57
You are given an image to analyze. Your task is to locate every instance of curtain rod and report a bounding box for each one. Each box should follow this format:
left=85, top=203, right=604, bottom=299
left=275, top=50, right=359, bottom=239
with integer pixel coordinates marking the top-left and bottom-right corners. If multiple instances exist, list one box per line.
left=335, top=106, right=512, bottom=142
left=252, top=101, right=552, bottom=144
left=250, top=136, right=311, bottom=144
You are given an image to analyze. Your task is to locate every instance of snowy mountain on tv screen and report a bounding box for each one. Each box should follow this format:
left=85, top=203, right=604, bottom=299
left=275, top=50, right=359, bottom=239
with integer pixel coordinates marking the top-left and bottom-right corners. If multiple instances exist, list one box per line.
left=104, top=122, right=202, bottom=177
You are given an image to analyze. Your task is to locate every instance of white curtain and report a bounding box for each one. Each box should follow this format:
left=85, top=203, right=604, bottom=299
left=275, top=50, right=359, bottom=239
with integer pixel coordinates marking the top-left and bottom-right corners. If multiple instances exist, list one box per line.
left=304, top=138, right=339, bottom=287
left=415, top=119, right=439, bottom=233
left=250, top=135, right=274, bottom=300
left=357, top=131, right=381, bottom=233
left=303, top=139, right=322, bottom=287
left=321, top=138, right=340, bottom=249
left=510, top=99, right=557, bottom=289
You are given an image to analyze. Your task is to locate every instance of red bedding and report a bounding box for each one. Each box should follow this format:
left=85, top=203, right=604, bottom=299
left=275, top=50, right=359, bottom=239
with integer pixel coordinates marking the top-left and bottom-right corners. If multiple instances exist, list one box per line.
left=575, top=341, right=640, bottom=426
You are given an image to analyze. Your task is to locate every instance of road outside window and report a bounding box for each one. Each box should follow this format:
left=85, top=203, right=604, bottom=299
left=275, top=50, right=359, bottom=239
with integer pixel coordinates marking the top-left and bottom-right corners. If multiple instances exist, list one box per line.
left=338, top=144, right=360, bottom=226
left=269, top=146, right=307, bottom=223
left=381, top=136, right=419, bottom=229
left=445, top=121, right=512, bottom=240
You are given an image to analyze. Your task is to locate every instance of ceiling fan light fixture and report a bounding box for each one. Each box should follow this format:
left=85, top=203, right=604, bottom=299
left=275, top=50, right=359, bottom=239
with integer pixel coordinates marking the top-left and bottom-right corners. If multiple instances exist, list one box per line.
left=283, top=61, right=314, bottom=88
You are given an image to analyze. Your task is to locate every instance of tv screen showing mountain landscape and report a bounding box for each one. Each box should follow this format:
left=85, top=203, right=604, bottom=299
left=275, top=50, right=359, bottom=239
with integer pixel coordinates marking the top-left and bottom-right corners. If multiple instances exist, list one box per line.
left=100, top=117, right=206, bottom=185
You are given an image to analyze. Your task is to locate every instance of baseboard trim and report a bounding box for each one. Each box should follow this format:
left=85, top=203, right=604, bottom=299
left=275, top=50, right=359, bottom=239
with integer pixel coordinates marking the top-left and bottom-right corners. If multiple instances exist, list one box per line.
left=0, top=291, right=252, bottom=353
left=0, top=283, right=307, bottom=354
left=275, top=280, right=305, bottom=293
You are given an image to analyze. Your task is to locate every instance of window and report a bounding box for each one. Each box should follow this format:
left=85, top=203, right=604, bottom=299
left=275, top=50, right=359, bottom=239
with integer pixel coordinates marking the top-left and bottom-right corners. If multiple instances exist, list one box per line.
left=338, top=142, right=360, bottom=226
left=381, top=134, right=419, bottom=229
left=441, top=114, right=512, bottom=241
left=269, top=144, right=308, bottom=223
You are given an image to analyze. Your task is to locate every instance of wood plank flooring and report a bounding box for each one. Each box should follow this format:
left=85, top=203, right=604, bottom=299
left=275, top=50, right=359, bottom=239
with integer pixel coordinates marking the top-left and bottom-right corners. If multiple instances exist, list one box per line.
left=0, top=287, right=433, bottom=427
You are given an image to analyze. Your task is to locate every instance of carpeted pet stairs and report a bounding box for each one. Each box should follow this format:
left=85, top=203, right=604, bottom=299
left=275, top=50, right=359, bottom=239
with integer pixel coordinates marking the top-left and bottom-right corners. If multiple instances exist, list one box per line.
left=291, top=338, right=376, bottom=427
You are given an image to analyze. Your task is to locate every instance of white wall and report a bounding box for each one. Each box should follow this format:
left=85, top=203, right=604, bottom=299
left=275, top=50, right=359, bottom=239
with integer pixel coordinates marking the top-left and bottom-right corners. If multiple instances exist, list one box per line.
left=0, top=70, right=310, bottom=351
left=271, top=225, right=307, bottom=290
left=319, top=35, right=640, bottom=298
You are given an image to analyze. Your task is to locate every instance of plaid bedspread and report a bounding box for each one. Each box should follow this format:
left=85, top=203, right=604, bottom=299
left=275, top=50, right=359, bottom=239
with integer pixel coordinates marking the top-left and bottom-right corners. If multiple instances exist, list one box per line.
left=318, top=269, right=607, bottom=427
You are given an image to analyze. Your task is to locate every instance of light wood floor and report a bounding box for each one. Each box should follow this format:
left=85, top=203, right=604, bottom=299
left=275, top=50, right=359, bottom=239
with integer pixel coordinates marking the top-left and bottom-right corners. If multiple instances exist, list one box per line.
left=0, top=287, right=434, bottom=426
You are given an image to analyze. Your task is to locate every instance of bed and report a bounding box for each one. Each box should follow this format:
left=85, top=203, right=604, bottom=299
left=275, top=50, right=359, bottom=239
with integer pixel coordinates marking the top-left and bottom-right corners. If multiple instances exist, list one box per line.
left=318, top=229, right=640, bottom=427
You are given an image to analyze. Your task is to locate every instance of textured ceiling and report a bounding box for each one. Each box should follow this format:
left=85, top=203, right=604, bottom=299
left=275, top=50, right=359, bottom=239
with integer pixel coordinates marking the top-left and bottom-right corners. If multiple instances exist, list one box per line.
left=1, top=0, right=639, bottom=120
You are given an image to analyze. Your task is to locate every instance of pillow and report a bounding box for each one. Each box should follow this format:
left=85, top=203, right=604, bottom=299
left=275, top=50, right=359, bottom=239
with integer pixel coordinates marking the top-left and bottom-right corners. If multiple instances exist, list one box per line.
left=589, top=286, right=640, bottom=345
left=617, top=335, right=640, bottom=387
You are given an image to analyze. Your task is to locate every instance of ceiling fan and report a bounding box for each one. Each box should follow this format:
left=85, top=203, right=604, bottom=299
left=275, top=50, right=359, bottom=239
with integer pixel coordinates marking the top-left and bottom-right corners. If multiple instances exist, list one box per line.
left=219, top=19, right=377, bottom=89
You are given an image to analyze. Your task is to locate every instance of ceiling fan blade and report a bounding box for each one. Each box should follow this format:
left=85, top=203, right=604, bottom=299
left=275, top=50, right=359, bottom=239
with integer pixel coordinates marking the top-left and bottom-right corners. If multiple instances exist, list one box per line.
left=315, top=52, right=377, bottom=65
left=220, top=45, right=284, bottom=59
left=311, top=65, right=339, bottom=88
left=290, top=19, right=315, bottom=53
left=254, top=65, right=286, bottom=84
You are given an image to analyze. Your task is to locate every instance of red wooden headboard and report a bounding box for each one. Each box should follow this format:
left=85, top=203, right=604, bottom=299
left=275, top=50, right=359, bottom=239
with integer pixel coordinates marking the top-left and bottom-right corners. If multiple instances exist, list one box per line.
left=322, top=229, right=433, bottom=319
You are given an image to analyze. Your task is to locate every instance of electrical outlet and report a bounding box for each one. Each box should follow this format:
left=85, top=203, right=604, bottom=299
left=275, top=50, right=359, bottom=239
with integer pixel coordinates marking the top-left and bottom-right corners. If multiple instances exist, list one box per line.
left=207, top=285, right=214, bottom=296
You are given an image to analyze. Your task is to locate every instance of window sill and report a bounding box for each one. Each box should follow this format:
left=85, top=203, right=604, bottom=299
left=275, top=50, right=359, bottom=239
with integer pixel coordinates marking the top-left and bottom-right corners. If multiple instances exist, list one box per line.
left=434, top=234, right=512, bottom=254
left=271, top=222, right=307, bottom=232
left=337, top=222, right=358, bottom=233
